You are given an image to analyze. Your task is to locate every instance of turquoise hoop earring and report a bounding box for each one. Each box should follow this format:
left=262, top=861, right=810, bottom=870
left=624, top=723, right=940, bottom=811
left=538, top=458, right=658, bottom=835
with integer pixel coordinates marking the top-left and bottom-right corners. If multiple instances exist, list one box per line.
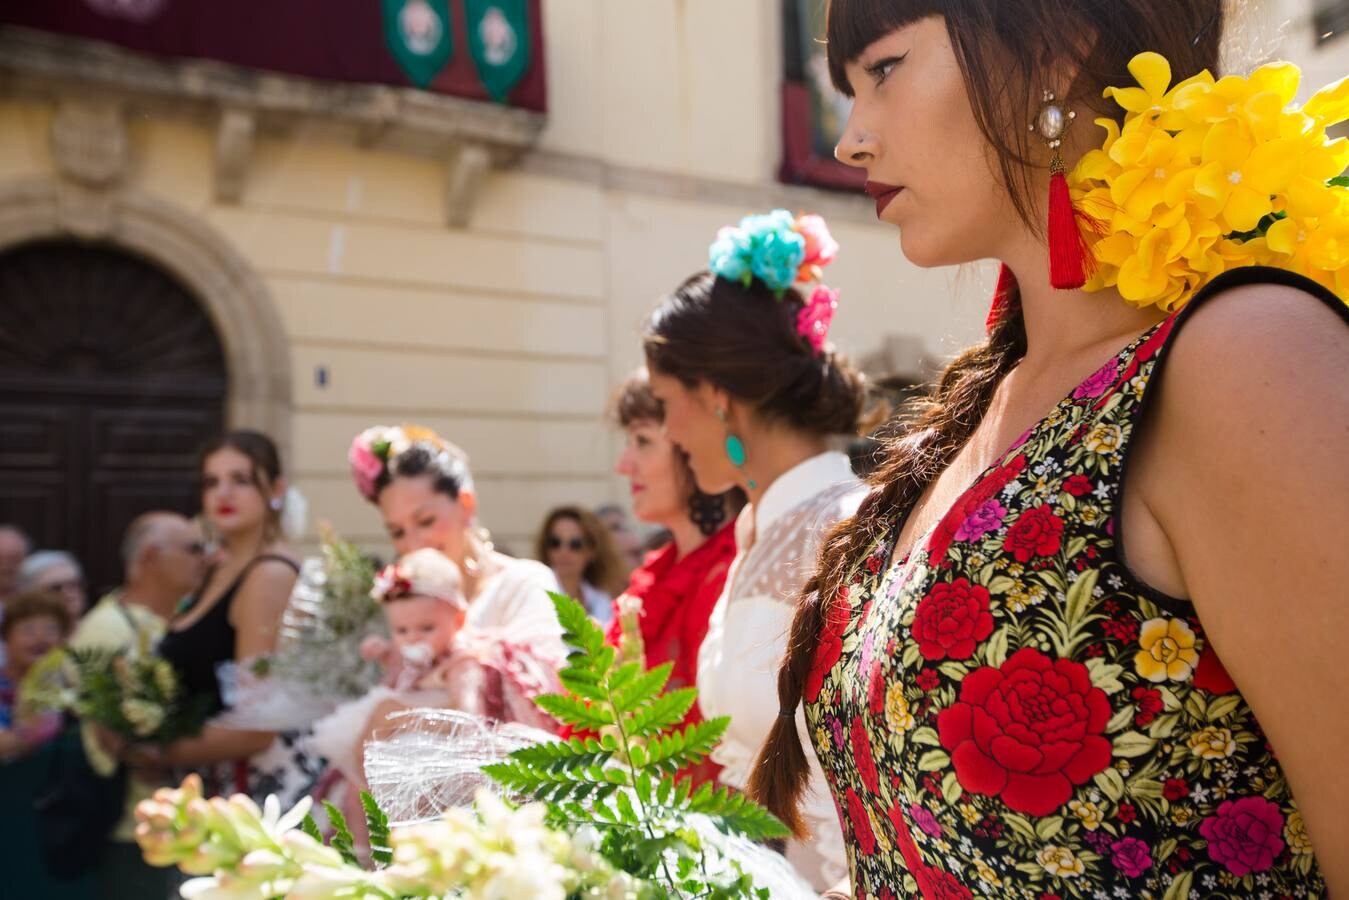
left=717, top=408, right=757, bottom=491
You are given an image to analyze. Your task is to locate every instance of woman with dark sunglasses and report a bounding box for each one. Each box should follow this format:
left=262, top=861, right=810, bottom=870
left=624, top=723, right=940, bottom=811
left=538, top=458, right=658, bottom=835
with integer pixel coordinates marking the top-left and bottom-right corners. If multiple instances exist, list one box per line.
left=534, top=506, right=626, bottom=624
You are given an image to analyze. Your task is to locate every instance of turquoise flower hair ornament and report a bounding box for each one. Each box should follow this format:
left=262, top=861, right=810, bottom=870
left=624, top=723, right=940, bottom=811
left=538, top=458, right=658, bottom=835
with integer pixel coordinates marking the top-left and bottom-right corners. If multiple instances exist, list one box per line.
left=708, top=209, right=841, bottom=352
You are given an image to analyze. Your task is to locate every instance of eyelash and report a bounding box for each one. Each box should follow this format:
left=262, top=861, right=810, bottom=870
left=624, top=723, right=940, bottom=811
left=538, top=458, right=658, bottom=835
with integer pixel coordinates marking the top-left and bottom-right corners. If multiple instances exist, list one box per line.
left=866, top=54, right=906, bottom=86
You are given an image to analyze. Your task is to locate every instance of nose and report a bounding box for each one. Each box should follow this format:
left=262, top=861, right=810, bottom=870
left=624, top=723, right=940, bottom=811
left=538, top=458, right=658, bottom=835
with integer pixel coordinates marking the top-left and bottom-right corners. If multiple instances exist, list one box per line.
left=834, top=112, right=877, bottom=168
left=615, top=445, right=635, bottom=477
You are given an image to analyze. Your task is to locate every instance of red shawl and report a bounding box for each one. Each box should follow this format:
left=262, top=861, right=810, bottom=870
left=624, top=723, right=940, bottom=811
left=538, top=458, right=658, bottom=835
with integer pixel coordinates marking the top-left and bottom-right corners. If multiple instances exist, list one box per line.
left=603, top=520, right=737, bottom=785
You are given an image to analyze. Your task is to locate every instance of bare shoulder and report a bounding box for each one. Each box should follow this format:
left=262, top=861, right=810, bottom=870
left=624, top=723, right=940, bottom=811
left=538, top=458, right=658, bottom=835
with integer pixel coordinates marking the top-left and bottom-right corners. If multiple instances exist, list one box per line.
left=1150, top=283, right=1347, bottom=448
left=232, top=555, right=299, bottom=617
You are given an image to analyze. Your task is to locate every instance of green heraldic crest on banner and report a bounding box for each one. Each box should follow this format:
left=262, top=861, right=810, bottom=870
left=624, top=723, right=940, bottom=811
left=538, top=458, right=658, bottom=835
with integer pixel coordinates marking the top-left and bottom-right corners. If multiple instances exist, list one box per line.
left=383, top=0, right=454, bottom=89
left=465, top=0, right=531, bottom=101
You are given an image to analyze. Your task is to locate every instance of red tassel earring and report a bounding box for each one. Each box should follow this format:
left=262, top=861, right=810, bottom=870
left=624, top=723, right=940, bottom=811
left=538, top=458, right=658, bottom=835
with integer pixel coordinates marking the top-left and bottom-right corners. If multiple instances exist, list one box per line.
left=1034, top=90, right=1093, bottom=289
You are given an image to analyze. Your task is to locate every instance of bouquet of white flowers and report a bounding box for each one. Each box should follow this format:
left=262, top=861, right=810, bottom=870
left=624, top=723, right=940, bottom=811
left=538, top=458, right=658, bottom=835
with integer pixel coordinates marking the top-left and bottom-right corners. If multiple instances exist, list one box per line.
left=135, top=594, right=806, bottom=899
left=54, top=646, right=208, bottom=743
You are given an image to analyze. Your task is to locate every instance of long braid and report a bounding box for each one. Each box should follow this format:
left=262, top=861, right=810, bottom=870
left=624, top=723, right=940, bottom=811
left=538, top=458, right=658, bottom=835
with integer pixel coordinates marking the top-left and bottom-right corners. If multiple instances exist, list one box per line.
left=748, top=286, right=1028, bottom=835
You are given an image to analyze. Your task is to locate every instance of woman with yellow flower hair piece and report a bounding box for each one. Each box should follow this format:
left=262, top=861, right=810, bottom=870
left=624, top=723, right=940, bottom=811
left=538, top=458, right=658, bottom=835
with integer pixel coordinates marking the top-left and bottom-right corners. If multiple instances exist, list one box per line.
left=747, top=1, right=1348, bottom=898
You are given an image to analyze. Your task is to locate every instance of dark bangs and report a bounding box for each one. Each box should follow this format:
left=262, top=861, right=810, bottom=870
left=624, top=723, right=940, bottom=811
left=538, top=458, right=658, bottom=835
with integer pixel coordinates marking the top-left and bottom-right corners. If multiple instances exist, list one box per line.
left=826, top=0, right=939, bottom=95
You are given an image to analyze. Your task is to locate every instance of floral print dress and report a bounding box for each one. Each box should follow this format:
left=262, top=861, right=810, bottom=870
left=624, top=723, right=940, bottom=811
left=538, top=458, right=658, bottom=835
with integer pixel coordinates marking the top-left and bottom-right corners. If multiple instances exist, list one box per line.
left=805, top=269, right=1340, bottom=900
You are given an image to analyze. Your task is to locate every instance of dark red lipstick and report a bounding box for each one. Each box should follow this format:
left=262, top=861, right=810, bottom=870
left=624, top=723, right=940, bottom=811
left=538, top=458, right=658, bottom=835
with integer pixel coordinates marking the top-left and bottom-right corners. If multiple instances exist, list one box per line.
left=864, top=180, right=903, bottom=217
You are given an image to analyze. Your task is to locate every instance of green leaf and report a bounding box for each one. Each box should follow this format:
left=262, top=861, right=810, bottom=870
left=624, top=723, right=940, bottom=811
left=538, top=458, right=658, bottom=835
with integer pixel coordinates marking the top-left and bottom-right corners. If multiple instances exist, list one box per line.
left=938, top=661, right=969, bottom=681
left=360, top=791, right=392, bottom=865
left=910, top=726, right=940, bottom=747
left=612, top=662, right=674, bottom=713
left=550, top=591, right=608, bottom=659
left=625, top=686, right=697, bottom=736
left=1085, top=658, right=1125, bottom=695
left=1184, top=691, right=1208, bottom=721
left=1162, top=870, right=1194, bottom=900
left=987, top=575, right=1017, bottom=596
left=917, top=749, right=951, bottom=771
left=1112, top=731, right=1156, bottom=758
left=1129, top=778, right=1164, bottom=800
left=1106, top=705, right=1136, bottom=734
left=534, top=693, right=614, bottom=729
left=1094, top=767, right=1126, bottom=803
left=984, top=626, right=1010, bottom=667
left=1003, top=812, right=1038, bottom=843
left=1206, top=694, right=1241, bottom=722
left=940, top=771, right=963, bottom=805
left=301, top=813, right=323, bottom=844
left=322, top=800, right=359, bottom=867
left=1064, top=536, right=1088, bottom=561
left=1064, top=568, right=1100, bottom=630
left=1148, top=712, right=1181, bottom=740
left=1330, top=175, right=1349, bottom=188
left=1034, top=815, right=1064, bottom=842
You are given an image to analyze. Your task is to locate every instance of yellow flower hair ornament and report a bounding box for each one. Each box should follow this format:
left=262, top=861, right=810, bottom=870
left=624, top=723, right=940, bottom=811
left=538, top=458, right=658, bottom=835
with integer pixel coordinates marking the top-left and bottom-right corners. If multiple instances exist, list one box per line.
left=1069, top=52, right=1349, bottom=311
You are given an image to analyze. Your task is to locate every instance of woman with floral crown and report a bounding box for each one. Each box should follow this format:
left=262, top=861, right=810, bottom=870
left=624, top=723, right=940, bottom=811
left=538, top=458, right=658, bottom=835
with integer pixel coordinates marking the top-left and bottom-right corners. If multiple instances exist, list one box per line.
left=644, top=209, right=874, bottom=889
left=749, top=2, right=1348, bottom=898
left=346, top=426, right=565, bottom=734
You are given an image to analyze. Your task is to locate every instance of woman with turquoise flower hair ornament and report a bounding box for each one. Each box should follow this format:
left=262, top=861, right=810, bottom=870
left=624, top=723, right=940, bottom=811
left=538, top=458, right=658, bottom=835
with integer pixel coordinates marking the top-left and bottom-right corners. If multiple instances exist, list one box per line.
left=747, top=1, right=1349, bottom=898
left=644, top=208, right=876, bottom=889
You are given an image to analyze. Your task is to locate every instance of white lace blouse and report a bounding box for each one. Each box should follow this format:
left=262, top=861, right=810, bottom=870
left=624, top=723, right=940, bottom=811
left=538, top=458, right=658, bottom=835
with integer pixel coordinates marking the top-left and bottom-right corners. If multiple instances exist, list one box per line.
left=696, top=451, right=865, bottom=890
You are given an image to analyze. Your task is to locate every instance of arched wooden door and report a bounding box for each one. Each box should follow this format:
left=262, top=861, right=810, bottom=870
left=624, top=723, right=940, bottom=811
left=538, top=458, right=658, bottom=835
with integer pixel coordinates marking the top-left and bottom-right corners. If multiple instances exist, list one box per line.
left=0, top=240, right=227, bottom=597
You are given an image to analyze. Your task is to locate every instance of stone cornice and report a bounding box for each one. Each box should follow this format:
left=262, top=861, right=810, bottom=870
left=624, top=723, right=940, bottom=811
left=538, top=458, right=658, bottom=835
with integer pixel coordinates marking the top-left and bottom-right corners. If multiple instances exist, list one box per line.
left=0, top=25, right=546, bottom=226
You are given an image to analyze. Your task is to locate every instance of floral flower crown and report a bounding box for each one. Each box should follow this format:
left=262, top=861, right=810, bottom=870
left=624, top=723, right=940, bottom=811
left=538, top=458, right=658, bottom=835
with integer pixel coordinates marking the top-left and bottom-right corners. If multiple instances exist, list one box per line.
left=370, top=549, right=465, bottom=609
left=348, top=424, right=471, bottom=503
left=707, top=209, right=842, bottom=354
left=1069, top=52, right=1349, bottom=310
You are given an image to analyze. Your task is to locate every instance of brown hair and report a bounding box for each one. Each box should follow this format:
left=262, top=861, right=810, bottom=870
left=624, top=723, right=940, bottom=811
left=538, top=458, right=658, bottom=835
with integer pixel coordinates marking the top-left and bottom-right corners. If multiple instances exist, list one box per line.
left=644, top=272, right=868, bottom=438
left=1, top=591, right=73, bottom=641
left=612, top=370, right=747, bottom=537
left=199, top=430, right=284, bottom=536
left=536, top=506, right=628, bottom=597
left=749, top=0, right=1225, bottom=836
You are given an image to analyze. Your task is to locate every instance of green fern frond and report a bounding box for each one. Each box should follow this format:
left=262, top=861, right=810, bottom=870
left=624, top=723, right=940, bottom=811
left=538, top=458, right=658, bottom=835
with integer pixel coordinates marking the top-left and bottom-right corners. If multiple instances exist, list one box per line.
left=550, top=591, right=608, bottom=658
left=360, top=791, right=392, bottom=866
left=533, top=693, right=615, bottom=730
left=623, top=686, right=697, bottom=737
left=322, top=800, right=359, bottom=866
left=609, top=662, right=673, bottom=712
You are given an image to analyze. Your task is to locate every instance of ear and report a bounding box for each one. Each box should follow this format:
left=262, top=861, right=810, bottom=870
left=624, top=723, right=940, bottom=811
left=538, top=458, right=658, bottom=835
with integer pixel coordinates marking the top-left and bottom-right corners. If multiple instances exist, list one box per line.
left=457, top=489, right=478, bottom=522
left=693, top=380, right=730, bottom=417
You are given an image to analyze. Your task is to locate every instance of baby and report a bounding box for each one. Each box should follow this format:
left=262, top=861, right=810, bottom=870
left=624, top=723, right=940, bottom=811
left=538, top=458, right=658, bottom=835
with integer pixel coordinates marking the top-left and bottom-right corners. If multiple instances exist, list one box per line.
left=362, top=548, right=466, bottom=692
left=311, top=549, right=467, bottom=790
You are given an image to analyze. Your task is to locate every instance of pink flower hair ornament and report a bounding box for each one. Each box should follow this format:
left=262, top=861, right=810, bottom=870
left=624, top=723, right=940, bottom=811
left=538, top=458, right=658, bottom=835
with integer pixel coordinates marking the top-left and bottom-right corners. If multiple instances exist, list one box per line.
left=706, top=209, right=842, bottom=355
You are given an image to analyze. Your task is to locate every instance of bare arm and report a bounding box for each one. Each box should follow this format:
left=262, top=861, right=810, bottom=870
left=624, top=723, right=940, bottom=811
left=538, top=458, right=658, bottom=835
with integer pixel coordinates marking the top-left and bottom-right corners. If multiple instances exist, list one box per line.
left=1144, top=286, right=1349, bottom=892
left=163, top=558, right=298, bottom=766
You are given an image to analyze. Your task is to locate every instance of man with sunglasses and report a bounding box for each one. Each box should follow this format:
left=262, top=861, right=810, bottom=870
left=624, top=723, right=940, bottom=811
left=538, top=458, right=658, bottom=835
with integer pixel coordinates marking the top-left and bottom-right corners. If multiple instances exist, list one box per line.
left=73, top=511, right=205, bottom=653
left=70, top=510, right=207, bottom=898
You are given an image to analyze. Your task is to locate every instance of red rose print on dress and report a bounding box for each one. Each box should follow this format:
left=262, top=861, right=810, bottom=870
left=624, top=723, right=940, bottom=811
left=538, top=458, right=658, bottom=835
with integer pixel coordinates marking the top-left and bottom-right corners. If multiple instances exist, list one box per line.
left=937, top=648, right=1113, bottom=816
left=927, top=455, right=1027, bottom=564
left=911, top=578, right=995, bottom=661
left=1193, top=644, right=1238, bottom=695
left=805, top=587, right=850, bottom=703
left=851, top=715, right=880, bottom=793
left=1002, top=505, right=1065, bottom=563
left=846, top=787, right=877, bottom=856
left=915, top=867, right=974, bottom=900
left=1062, top=474, right=1094, bottom=497
left=1132, top=686, right=1163, bottom=727
left=1198, top=796, right=1286, bottom=876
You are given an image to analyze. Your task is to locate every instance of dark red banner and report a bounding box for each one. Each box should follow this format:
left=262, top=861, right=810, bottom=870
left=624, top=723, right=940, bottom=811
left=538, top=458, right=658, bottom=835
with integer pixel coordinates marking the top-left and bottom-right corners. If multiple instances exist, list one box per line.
left=1, top=0, right=546, bottom=112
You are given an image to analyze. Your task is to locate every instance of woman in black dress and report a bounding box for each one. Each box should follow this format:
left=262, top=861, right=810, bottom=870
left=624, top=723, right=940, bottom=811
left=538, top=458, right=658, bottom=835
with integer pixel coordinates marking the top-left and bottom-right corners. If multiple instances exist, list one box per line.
left=136, top=430, right=312, bottom=804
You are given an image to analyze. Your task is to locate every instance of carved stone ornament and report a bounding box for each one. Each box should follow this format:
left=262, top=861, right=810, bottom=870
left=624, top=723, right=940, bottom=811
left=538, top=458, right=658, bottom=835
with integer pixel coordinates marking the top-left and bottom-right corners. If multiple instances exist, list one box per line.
left=50, top=100, right=130, bottom=188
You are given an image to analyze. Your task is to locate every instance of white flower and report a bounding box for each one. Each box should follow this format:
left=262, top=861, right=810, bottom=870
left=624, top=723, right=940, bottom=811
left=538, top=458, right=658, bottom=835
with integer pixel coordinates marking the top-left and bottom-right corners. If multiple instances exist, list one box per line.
left=121, top=698, right=165, bottom=737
